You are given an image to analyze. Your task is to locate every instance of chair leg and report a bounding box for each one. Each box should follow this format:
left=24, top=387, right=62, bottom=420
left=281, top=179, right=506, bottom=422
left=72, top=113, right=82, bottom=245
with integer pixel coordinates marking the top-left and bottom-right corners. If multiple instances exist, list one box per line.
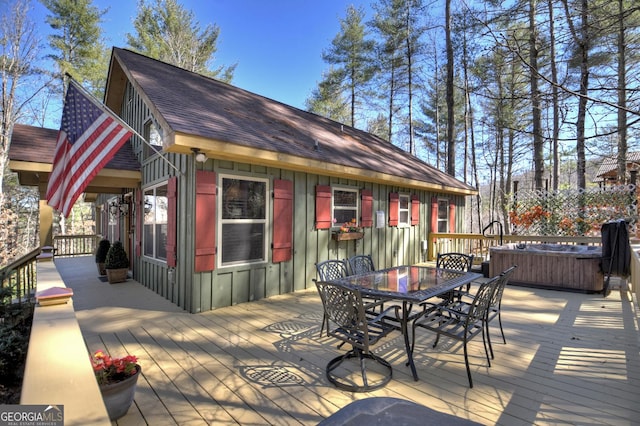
left=320, top=314, right=327, bottom=338
left=482, top=326, right=491, bottom=367
left=485, top=320, right=495, bottom=360
left=463, top=339, right=473, bottom=388
left=498, top=311, right=506, bottom=344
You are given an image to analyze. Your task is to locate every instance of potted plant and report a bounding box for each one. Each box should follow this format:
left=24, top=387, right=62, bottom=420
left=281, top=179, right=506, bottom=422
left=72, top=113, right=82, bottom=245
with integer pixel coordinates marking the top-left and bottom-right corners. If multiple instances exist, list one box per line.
left=95, top=239, right=111, bottom=276
left=104, top=241, right=129, bottom=284
left=91, top=350, right=140, bottom=421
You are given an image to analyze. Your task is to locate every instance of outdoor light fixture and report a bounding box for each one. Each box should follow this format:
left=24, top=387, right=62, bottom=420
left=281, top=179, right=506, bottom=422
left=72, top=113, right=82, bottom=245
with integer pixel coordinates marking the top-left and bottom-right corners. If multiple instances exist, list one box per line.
left=109, top=194, right=129, bottom=217
left=192, top=147, right=207, bottom=163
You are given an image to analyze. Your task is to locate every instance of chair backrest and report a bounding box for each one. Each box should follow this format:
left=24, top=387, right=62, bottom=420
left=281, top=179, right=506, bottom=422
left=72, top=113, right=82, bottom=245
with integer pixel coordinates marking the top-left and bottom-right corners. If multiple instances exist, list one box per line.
left=490, top=265, right=517, bottom=310
left=314, top=281, right=370, bottom=352
left=348, top=255, right=375, bottom=275
left=436, top=252, right=474, bottom=272
left=315, top=259, right=349, bottom=281
left=465, top=276, right=498, bottom=325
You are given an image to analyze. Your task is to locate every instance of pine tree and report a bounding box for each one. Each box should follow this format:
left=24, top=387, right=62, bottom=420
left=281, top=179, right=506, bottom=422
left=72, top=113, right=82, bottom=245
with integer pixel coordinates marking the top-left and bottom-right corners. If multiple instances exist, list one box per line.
left=126, top=0, right=236, bottom=82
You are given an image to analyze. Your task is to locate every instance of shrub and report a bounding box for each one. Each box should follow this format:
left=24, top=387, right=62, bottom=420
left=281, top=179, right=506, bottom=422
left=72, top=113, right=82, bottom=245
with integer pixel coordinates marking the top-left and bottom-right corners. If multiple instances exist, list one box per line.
left=105, top=241, right=129, bottom=269
left=95, top=239, right=111, bottom=263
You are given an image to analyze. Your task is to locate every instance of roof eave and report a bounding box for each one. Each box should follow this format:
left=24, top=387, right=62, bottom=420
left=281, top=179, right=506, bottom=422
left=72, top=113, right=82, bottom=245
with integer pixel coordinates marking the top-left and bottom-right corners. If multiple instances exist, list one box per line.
left=167, top=133, right=476, bottom=196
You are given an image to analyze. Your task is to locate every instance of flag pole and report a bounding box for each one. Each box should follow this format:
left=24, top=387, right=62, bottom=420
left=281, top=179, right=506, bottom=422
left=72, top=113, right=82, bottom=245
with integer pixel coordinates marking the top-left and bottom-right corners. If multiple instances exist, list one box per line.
left=66, top=76, right=184, bottom=176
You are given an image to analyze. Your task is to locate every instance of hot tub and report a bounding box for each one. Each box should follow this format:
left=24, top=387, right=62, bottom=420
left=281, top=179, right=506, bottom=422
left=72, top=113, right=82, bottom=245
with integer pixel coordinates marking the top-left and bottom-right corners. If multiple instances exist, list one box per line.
left=489, top=243, right=604, bottom=293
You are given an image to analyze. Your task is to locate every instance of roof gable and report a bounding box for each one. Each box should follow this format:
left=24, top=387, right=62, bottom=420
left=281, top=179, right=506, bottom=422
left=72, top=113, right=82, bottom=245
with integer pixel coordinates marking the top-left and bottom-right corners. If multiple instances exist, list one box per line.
left=108, top=47, right=475, bottom=195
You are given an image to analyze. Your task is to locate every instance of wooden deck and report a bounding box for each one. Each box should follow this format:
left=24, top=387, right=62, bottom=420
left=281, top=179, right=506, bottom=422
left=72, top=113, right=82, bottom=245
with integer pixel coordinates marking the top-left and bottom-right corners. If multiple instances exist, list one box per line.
left=56, top=257, right=640, bottom=425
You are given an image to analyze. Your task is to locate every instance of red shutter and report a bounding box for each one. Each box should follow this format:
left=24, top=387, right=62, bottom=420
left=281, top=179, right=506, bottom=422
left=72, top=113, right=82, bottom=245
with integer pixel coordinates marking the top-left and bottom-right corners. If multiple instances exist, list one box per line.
left=272, top=179, right=293, bottom=263
left=389, top=192, right=399, bottom=226
left=431, top=197, right=438, bottom=232
left=411, top=194, right=420, bottom=226
left=449, top=199, right=456, bottom=233
left=315, top=185, right=332, bottom=229
left=195, top=171, right=216, bottom=272
left=360, top=189, right=373, bottom=228
left=166, top=177, right=177, bottom=267
left=135, top=189, right=142, bottom=257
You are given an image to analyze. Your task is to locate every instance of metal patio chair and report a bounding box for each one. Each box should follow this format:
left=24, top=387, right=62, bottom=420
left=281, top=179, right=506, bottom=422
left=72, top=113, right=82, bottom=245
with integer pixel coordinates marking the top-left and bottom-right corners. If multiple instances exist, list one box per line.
left=315, top=280, right=398, bottom=392
left=347, top=254, right=375, bottom=275
left=411, top=275, right=497, bottom=388
left=314, top=259, right=350, bottom=337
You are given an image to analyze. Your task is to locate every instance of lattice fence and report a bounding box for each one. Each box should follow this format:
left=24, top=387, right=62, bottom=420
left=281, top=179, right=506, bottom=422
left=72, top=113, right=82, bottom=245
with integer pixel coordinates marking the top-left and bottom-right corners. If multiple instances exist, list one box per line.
left=508, top=185, right=637, bottom=236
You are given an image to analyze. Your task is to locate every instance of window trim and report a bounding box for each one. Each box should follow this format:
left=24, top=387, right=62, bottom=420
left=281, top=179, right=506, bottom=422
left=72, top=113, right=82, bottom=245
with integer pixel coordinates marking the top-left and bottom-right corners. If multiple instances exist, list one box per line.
left=437, top=198, right=450, bottom=233
left=217, top=173, right=270, bottom=268
left=398, top=193, right=411, bottom=228
left=331, top=186, right=360, bottom=229
left=142, top=182, right=169, bottom=262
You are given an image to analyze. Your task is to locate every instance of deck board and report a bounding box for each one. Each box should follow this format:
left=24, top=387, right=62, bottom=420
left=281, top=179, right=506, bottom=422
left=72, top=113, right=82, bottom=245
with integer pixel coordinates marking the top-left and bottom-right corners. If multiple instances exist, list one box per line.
left=56, top=257, right=640, bottom=425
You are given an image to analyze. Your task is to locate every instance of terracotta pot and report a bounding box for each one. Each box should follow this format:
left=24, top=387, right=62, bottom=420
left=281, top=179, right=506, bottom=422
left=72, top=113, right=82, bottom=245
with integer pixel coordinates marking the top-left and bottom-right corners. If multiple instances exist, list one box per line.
left=100, top=365, right=140, bottom=420
left=106, top=268, right=128, bottom=284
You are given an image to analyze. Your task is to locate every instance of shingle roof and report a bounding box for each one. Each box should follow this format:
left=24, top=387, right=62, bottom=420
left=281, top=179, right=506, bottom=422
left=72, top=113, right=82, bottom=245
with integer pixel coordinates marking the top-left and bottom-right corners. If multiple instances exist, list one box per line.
left=9, top=123, right=140, bottom=171
left=110, top=47, right=475, bottom=195
left=594, top=152, right=640, bottom=181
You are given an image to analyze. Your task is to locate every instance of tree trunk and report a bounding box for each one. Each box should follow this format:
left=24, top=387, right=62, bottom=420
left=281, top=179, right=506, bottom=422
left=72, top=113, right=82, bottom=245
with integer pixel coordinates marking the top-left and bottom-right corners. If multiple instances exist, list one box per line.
left=445, top=0, right=455, bottom=176
left=548, top=0, right=560, bottom=190
left=529, top=0, right=544, bottom=190
left=616, top=0, right=627, bottom=183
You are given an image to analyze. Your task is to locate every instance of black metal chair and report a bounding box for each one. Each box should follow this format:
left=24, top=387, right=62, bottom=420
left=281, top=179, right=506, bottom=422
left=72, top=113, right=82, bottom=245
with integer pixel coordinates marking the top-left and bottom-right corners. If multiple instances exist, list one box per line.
left=315, top=280, right=398, bottom=392
left=440, top=265, right=517, bottom=361
left=347, top=254, right=375, bottom=275
left=437, top=252, right=475, bottom=272
left=411, top=275, right=497, bottom=388
left=436, top=252, right=475, bottom=301
left=484, top=265, right=517, bottom=357
left=314, top=260, right=349, bottom=337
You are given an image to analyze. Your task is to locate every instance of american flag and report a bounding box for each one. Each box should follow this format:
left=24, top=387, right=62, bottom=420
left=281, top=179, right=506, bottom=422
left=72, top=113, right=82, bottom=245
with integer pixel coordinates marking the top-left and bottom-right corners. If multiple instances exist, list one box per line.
left=46, top=80, right=132, bottom=217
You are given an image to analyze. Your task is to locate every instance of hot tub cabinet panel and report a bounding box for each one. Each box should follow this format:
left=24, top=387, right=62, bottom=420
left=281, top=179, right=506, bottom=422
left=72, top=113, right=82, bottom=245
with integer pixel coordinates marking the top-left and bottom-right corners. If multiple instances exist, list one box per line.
left=489, top=244, right=604, bottom=293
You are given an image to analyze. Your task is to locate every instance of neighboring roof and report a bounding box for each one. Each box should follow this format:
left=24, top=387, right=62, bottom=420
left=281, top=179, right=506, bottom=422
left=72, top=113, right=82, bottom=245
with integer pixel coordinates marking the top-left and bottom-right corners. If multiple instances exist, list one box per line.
left=594, top=152, right=640, bottom=181
left=106, top=47, right=476, bottom=196
left=8, top=123, right=140, bottom=197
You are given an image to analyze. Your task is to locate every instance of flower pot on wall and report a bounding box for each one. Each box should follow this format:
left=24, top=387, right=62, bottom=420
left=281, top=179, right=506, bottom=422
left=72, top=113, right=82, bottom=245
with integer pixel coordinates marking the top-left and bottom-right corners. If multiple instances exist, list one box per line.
left=332, top=232, right=364, bottom=241
left=100, top=365, right=141, bottom=420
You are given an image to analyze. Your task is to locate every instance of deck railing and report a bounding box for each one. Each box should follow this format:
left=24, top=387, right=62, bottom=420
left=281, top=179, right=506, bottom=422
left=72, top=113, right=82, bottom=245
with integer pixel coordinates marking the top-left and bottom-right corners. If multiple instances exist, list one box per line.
left=0, top=247, right=40, bottom=305
left=427, top=232, right=601, bottom=262
left=53, top=234, right=101, bottom=257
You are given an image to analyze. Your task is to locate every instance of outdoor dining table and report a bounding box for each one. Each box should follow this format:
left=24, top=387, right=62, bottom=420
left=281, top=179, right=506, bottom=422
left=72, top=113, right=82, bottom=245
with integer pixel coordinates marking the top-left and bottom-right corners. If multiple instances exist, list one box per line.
left=333, top=265, right=482, bottom=381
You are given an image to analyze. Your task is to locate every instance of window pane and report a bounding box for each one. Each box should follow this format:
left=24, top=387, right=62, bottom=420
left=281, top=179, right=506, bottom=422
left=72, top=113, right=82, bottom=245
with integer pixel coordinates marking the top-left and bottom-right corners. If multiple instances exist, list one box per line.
left=438, top=221, right=448, bottom=232
left=399, top=197, right=409, bottom=209
left=156, top=224, right=167, bottom=260
left=400, top=211, right=409, bottom=223
left=221, top=223, right=265, bottom=264
left=143, top=224, right=154, bottom=256
left=156, top=186, right=168, bottom=224
left=334, top=190, right=357, bottom=207
left=144, top=191, right=155, bottom=223
left=334, top=209, right=357, bottom=225
left=438, top=200, right=448, bottom=219
left=222, top=179, right=266, bottom=219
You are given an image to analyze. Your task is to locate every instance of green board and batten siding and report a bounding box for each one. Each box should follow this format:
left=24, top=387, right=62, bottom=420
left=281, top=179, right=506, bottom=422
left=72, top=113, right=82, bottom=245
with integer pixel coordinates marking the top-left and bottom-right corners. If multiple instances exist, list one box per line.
left=120, top=81, right=464, bottom=314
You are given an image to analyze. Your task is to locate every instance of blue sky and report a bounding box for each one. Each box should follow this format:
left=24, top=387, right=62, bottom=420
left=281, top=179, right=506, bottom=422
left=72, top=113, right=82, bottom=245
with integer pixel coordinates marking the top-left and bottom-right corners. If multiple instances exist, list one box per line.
left=31, top=0, right=374, bottom=110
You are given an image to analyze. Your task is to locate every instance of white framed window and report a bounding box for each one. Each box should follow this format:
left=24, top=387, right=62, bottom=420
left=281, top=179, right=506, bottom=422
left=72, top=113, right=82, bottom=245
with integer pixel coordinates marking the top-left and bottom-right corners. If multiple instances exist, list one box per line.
left=143, top=183, right=168, bottom=260
left=219, top=175, right=269, bottom=267
left=332, top=187, right=359, bottom=228
left=437, top=199, right=449, bottom=232
left=398, top=194, right=410, bottom=227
